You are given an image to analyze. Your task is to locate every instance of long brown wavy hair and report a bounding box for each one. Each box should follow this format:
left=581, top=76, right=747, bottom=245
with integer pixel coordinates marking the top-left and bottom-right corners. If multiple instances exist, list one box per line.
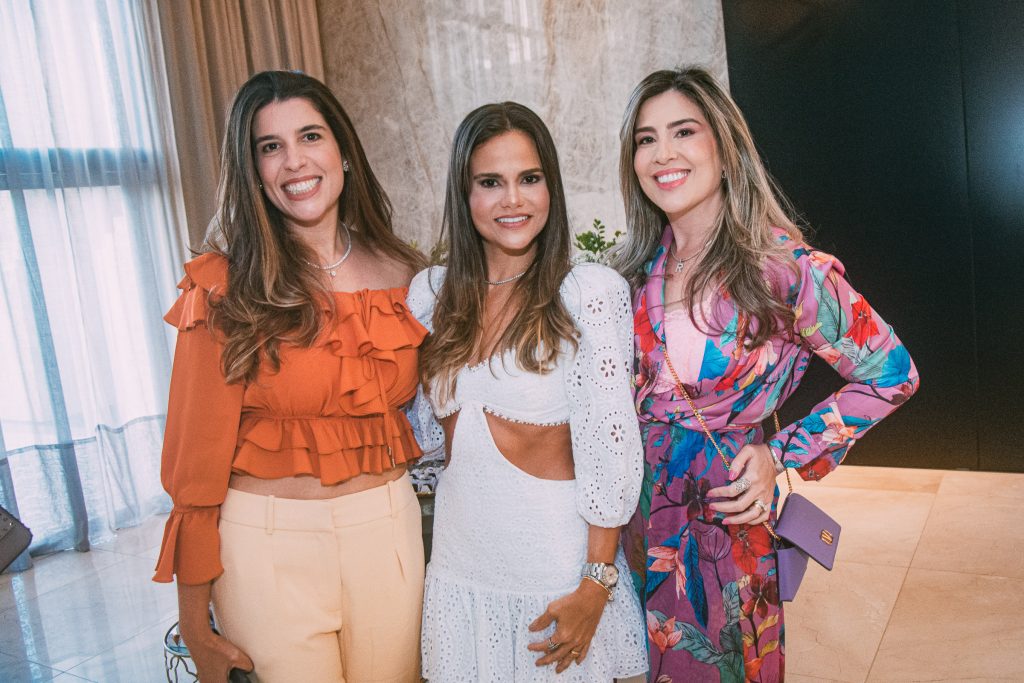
left=206, top=70, right=424, bottom=384
left=420, top=102, right=577, bottom=401
left=610, top=66, right=803, bottom=348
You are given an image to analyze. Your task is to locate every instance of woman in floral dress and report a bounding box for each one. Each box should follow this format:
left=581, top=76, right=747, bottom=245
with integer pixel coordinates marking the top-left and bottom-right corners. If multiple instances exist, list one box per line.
left=612, top=67, right=919, bottom=682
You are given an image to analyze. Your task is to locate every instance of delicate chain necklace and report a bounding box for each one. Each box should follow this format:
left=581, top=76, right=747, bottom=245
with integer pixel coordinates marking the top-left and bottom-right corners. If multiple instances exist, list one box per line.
left=485, top=269, right=527, bottom=286
left=304, top=222, right=352, bottom=278
left=669, top=237, right=711, bottom=273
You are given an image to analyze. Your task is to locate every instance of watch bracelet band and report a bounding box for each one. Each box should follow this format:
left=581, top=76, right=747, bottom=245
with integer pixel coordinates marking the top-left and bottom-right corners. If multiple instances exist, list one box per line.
left=581, top=562, right=616, bottom=584
left=580, top=574, right=614, bottom=601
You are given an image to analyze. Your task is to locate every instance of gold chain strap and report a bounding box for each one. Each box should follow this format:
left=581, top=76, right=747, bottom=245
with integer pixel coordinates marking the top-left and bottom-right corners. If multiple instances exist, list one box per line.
left=772, top=412, right=794, bottom=495
left=660, top=350, right=785, bottom=540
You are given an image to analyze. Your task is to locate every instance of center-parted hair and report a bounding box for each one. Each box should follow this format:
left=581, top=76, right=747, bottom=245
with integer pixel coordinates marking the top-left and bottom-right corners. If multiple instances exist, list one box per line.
left=206, top=70, right=424, bottom=384
left=420, top=102, right=577, bottom=402
left=610, top=66, right=803, bottom=348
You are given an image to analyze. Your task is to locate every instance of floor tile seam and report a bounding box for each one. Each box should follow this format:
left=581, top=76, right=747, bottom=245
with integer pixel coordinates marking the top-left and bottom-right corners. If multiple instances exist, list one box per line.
left=865, top=564, right=1022, bottom=681
left=904, top=483, right=942, bottom=573
left=0, top=558, right=136, bottom=622
left=0, top=648, right=74, bottom=676
left=17, top=552, right=137, bottom=601
left=830, top=558, right=911, bottom=572
left=0, top=575, right=176, bottom=673
left=90, top=545, right=161, bottom=560
left=902, top=563, right=1022, bottom=582
left=61, top=613, right=175, bottom=680
left=863, top=562, right=911, bottom=682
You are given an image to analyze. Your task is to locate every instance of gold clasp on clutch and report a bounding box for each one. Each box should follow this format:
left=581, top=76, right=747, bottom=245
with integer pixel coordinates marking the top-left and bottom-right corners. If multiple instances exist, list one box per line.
left=820, top=529, right=834, bottom=545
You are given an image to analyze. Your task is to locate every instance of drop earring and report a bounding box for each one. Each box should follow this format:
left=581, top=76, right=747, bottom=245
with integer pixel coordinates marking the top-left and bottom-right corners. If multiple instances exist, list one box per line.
left=342, top=160, right=350, bottom=172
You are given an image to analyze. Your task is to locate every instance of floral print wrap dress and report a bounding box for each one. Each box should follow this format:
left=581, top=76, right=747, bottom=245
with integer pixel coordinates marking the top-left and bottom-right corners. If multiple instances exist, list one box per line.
left=623, top=227, right=919, bottom=682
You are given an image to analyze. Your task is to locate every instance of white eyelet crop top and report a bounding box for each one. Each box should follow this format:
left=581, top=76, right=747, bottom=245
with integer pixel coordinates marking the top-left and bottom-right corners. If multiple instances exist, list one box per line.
left=406, top=263, right=643, bottom=528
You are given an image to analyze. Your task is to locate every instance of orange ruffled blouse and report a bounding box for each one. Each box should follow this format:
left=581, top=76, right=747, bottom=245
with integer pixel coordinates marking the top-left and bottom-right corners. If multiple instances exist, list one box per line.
left=153, top=253, right=427, bottom=585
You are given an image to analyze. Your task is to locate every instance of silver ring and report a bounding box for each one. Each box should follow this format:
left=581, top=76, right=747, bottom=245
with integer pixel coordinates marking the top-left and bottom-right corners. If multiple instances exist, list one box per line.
left=547, top=638, right=558, bottom=652
left=753, top=498, right=770, bottom=514
left=734, top=477, right=751, bottom=493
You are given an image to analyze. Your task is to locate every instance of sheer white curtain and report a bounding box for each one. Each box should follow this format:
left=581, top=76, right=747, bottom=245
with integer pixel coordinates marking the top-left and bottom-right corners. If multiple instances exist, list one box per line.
left=0, top=0, right=186, bottom=571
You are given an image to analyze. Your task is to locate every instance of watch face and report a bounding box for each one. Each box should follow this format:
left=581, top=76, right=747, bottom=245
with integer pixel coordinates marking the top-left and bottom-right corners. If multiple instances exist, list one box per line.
left=603, top=564, right=619, bottom=585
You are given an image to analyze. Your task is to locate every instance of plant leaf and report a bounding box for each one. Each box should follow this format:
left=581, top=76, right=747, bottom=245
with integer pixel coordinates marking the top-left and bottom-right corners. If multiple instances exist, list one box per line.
left=756, top=613, right=779, bottom=638
left=674, top=623, right=723, bottom=665
left=684, top=534, right=709, bottom=629
left=759, top=638, right=780, bottom=657
left=719, top=622, right=743, bottom=655
left=717, top=651, right=746, bottom=683
left=722, top=581, right=741, bottom=626
left=816, top=284, right=845, bottom=343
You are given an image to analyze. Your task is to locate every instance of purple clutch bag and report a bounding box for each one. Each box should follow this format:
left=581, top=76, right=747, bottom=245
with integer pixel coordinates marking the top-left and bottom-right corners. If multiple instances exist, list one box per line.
left=773, top=492, right=841, bottom=602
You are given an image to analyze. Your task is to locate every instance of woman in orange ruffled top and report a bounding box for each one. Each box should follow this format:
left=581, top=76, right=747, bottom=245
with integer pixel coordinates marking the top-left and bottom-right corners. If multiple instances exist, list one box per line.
left=153, top=71, right=430, bottom=683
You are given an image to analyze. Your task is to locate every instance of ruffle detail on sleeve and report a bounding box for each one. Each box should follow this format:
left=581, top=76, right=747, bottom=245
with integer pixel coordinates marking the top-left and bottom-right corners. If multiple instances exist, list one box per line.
left=232, top=411, right=422, bottom=485
left=152, top=505, right=223, bottom=584
left=163, top=253, right=229, bottom=331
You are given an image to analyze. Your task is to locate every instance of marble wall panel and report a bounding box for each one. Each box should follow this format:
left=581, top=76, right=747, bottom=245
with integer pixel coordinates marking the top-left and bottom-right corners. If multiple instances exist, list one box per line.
left=318, top=0, right=727, bottom=252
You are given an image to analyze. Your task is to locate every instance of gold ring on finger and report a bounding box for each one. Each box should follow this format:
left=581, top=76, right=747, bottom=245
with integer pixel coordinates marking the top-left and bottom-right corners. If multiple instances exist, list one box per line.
left=570, top=649, right=581, bottom=656
left=734, top=477, right=751, bottom=493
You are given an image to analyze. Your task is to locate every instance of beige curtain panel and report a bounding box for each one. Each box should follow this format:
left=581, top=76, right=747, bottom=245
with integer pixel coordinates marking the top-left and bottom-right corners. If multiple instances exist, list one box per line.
left=157, top=0, right=325, bottom=248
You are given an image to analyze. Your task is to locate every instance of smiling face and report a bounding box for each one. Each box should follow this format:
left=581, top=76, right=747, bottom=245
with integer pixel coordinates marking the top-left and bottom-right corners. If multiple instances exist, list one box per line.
left=252, top=97, right=345, bottom=232
left=468, top=130, right=550, bottom=263
left=633, top=89, right=724, bottom=230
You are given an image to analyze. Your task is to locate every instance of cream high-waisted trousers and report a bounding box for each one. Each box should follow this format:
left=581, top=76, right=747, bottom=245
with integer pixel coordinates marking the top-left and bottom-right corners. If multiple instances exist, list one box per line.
left=212, top=473, right=424, bottom=683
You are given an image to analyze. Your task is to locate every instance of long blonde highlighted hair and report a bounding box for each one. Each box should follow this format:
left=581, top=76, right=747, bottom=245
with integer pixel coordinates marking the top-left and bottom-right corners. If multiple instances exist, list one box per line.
left=420, top=102, right=577, bottom=401
left=611, top=66, right=803, bottom=348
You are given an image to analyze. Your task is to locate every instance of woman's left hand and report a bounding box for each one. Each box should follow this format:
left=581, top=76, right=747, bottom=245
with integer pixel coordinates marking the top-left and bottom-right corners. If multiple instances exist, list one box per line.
left=706, top=443, right=779, bottom=525
left=527, top=578, right=610, bottom=672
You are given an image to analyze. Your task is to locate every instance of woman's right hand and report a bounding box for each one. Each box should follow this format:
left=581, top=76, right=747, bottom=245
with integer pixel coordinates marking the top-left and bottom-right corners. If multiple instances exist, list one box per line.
left=177, top=581, right=253, bottom=682
left=178, top=624, right=254, bottom=683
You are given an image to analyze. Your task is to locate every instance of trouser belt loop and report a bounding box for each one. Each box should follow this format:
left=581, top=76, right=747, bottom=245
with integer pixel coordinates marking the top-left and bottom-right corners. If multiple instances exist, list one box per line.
left=265, top=495, right=275, bottom=535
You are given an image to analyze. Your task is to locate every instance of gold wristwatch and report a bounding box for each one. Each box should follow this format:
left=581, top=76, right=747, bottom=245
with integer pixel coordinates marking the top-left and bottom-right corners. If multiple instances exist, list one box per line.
left=581, top=562, right=619, bottom=601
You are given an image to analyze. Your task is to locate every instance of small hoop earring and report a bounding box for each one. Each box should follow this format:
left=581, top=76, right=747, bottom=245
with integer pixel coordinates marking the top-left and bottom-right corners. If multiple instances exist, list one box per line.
left=342, top=160, right=350, bottom=172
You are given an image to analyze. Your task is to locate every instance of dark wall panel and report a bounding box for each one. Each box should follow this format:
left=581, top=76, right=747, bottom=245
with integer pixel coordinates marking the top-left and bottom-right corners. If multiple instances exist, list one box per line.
left=722, top=1, right=979, bottom=469
left=958, top=4, right=1024, bottom=472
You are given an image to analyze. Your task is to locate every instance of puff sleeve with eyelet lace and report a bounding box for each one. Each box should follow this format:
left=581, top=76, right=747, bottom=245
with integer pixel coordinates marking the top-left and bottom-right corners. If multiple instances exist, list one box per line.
left=560, top=263, right=643, bottom=527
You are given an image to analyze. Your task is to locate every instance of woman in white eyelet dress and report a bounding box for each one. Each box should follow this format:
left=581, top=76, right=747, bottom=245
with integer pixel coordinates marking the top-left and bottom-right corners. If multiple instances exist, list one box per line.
left=408, top=102, right=647, bottom=682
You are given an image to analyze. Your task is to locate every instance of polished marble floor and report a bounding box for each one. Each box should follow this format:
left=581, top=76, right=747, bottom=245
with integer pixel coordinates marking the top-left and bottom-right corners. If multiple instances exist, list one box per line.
left=1, top=465, right=1022, bottom=682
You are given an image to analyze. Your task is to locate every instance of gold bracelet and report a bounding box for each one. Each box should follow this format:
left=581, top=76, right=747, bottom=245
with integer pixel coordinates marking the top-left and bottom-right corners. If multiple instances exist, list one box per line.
left=580, top=575, right=613, bottom=600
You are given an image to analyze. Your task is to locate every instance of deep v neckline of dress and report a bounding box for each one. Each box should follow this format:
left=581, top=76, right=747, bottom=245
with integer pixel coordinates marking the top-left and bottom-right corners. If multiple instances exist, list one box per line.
left=643, top=225, right=719, bottom=393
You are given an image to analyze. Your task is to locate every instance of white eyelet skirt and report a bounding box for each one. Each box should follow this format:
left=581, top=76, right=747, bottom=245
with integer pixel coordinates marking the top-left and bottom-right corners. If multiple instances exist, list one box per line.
left=420, top=406, right=648, bottom=682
